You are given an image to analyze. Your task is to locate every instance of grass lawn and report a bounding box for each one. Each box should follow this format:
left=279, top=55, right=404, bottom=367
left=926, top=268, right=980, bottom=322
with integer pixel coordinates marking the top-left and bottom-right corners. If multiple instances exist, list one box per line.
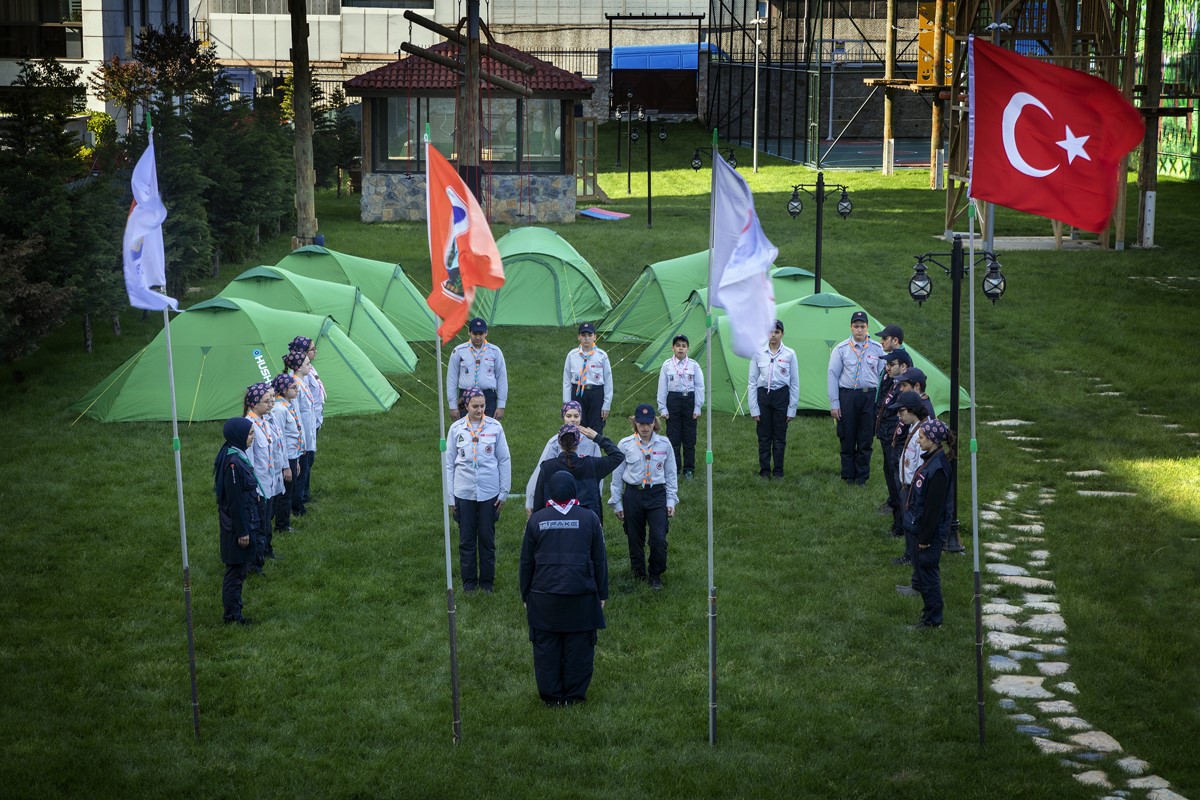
left=0, top=121, right=1197, bottom=799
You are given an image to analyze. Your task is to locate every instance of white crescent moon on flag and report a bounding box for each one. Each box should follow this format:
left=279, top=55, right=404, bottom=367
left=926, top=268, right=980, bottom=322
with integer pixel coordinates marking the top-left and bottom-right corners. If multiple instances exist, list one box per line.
left=1002, top=92, right=1058, bottom=178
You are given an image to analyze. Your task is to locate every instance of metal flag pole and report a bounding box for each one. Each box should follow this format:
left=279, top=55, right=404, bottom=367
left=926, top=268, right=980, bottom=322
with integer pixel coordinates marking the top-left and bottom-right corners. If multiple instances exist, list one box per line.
left=704, top=127, right=719, bottom=747
left=428, top=124, right=463, bottom=744
left=967, top=200, right=985, bottom=747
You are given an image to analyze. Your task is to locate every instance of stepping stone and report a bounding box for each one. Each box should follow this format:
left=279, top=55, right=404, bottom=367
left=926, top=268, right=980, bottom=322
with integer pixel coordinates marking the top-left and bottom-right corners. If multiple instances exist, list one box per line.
left=1075, top=771, right=1113, bottom=789
left=1067, top=470, right=1106, bottom=477
left=1009, top=650, right=1045, bottom=661
left=1096, top=391, right=1123, bottom=396
left=1060, top=759, right=1088, bottom=771
left=1056, top=681, right=1080, bottom=695
left=1147, top=788, right=1191, bottom=800
left=1078, top=490, right=1137, bottom=498
left=983, top=583, right=1000, bottom=593
left=1025, top=614, right=1067, bottom=633
left=1050, top=716, right=1092, bottom=731
left=1037, top=700, right=1077, bottom=714
left=988, top=632, right=1034, bottom=649
left=998, top=698, right=1017, bottom=710
left=1037, top=661, right=1070, bottom=676
left=980, top=510, right=1002, bottom=521
left=1016, top=536, right=1046, bottom=544
left=1009, top=713, right=1036, bottom=723
left=984, top=603, right=1022, bottom=615
left=1128, top=776, right=1172, bottom=790
left=983, top=542, right=1017, bottom=552
left=1015, top=724, right=1051, bottom=736
left=984, top=615, right=1020, bottom=632
left=986, top=419, right=1034, bottom=426
left=1028, top=560, right=1048, bottom=569
left=1163, top=423, right=1182, bottom=429
left=1032, top=643, right=1067, bottom=654
left=1029, top=549, right=1050, bottom=559
left=989, top=552, right=1011, bottom=562
left=1074, top=751, right=1107, bottom=762
left=1116, top=757, right=1150, bottom=776
left=1004, top=491, right=1020, bottom=501
left=1002, top=575, right=1056, bottom=590
left=992, top=675, right=1054, bottom=698
left=1069, top=730, right=1122, bottom=752
left=1011, top=523, right=1045, bottom=533
left=987, top=563, right=1029, bottom=576
left=1017, top=446, right=1041, bottom=453
left=1035, top=459, right=1065, bottom=464
left=1024, top=593, right=1055, bottom=603
left=989, top=655, right=1022, bottom=672
left=1032, top=736, right=1078, bottom=754
left=1007, top=435, right=1043, bottom=441
left=1137, top=413, right=1166, bottom=419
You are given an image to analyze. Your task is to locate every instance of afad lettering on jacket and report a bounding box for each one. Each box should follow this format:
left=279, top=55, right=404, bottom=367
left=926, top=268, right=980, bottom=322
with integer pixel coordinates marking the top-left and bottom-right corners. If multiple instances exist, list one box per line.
left=539, top=519, right=581, bottom=530
left=251, top=348, right=271, bottom=381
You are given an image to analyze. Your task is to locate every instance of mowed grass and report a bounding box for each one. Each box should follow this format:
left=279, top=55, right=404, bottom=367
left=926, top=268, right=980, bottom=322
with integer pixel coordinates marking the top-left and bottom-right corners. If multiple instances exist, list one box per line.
left=0, top=121, right=1197, bottom=799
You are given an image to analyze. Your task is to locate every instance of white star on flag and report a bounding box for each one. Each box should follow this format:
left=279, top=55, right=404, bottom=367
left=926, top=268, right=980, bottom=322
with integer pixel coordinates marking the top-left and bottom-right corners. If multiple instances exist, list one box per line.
left=1056, top=125, right=1091, bottom=164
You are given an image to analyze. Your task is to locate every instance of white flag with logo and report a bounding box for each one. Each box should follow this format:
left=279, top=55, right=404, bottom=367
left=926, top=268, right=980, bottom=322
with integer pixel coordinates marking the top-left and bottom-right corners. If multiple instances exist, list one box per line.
left=710, top=154, right=777, bottom=358
left=123, top=137, right=178, bottom=311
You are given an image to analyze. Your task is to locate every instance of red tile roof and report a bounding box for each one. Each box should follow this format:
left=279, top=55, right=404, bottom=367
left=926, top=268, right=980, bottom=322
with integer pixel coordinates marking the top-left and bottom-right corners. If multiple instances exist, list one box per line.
left=345, top=41, right=594, bottom=97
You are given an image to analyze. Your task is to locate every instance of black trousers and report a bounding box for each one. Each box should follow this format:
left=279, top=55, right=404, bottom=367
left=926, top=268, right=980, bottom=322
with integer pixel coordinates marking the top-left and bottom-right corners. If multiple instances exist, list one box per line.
left=879, top=437, right=902, bottom=531
left=574, top=384, right=606, bottom=434
left=914, top=531, right=948, bottom=625
left=256, top=496, right=274, bottom=566
left=622, top=484, right=668, bottom=579
left=665, top=392, right=697, bottom=472
left=530, top=628, right=597, bottom=703
left=292, top=451, right=313, bottom=514
left=837, top=388, right=875, bottom=483
left=302, top=446, right=316, bottom=503
left=456, top=496, right=498, bottom=590
left=274, top=458, right=299, bottom=530
left=222, top=562, right=248, bottom=621
left=756, top=387, right=789, bottom=477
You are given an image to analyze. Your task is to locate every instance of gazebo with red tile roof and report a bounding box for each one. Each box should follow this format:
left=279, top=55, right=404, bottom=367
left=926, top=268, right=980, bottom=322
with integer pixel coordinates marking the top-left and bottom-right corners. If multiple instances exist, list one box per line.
left=345, top=38, right=594, bottom=225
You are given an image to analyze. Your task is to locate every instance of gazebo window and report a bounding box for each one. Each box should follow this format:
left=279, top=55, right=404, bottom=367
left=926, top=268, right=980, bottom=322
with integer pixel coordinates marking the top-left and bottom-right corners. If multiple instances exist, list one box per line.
left=372, top=96, right=563, bottom=174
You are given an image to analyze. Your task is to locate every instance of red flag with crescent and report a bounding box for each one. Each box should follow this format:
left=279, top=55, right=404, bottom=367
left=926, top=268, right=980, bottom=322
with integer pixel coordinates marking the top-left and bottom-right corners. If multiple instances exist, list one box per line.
left=425, top=143, right=505, bottom=344
left=968, top=37, right=1144, bottom=234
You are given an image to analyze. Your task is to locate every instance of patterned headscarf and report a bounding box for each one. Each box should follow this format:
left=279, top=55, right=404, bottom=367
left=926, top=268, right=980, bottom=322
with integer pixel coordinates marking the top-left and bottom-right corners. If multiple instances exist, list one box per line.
left=289, top=336, right=313, bottom=352
left=920, top=418, right=950, bottom=445
left=461, top=387, right=485, bottom=401
left=557, top=423, right=581, bottom=447
left=561, top=400, right=582, bottom=416
left=245, top=382, right=272, bottom=407
left=283, top=350, right=306, bottom=371
left=272, top=373, right=296, bottom=395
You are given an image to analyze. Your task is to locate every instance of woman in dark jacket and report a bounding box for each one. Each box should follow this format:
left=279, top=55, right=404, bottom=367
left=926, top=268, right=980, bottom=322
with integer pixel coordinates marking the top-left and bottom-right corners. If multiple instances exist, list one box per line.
left=901, top=418, right=955, bottom=630
left=520, top=471, right=609, bottom=706
left=214, top=417, right=262, bottom=625
left=532, top=424, right=625, bottom=519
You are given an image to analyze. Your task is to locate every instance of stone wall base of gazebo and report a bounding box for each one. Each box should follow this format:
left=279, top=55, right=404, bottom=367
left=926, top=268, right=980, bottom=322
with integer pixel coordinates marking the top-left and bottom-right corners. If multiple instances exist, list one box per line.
left=361, top=172, right=577, bottom=225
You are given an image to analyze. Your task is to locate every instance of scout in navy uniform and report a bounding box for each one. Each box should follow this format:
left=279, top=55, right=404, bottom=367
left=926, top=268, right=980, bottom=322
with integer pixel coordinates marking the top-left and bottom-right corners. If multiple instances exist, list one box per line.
left=243, top=382, right=280, bottom=572
left=289, top=336, right=324, bottom=504
left=894, top=367, right=936, bottom=421
left=656, top=334, right=705, bottom=479
left=888, top=390, right=931, bottom=574
left=827, top=310, right=886, bottom=485
left=562, top=322, right=612, bottom=434
left=748, top=320, right=800, bottom=479
left=900, top=418, right=955, bottom=630
left=214, top=418, right=261, bottom=625
left=610, top=404, right=678, bottom=590
left=532, top=423, right=626, bottom=519
left=444, top=388, right=512, bottom=593
left=875, top=348, right=913, bottom=535
left=447, top=317, right=508, bottom=420
left=520, top=471, right=608, bottom=706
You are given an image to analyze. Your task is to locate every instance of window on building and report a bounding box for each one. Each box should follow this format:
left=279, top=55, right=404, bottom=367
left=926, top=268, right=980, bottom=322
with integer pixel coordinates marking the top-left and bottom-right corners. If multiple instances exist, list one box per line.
left=208, top=0, right=342, bottom=13
left=0, top=0, right=83, bottom=59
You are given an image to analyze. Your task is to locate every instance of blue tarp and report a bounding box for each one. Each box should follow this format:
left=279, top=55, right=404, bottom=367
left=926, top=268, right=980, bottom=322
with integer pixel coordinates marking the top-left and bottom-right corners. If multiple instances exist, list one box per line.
left=611, top=42, right=722, bottom=70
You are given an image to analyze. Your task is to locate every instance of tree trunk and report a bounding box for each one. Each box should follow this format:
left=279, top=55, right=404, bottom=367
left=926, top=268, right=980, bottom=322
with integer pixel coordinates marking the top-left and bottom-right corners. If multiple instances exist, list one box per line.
left=112, top=313, right=121, bottom=337
left=211, top=248, right=221, bottom=279
left=336, top=166, right=343, bottom=199
left=83, top=312, right=93, bottom=354
left=290, top=0, right=318, bottom=245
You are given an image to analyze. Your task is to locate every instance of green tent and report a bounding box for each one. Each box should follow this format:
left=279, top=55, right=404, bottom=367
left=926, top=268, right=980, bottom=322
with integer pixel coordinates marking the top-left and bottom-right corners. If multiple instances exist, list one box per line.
left=275, top=245, right=437, bottom=343
left=470, top=227, right=613, bottom=326
left=633, top=267, right=838, bottom=370
left=220, top=266, right=418, bottom=375
left=73, top=298, right=399, bottom=423
left=692, top=292, right=971, bottom=416
left=597, top=250, right=711, bottom=343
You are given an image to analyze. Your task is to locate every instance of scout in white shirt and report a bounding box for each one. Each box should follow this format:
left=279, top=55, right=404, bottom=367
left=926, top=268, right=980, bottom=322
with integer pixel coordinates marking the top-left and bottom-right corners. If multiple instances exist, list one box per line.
left=747, top=320, right=800, bottom=479
left=447, top=317, right=508, bottom=419
left=610, top=404, right=678, bottom=590
left=656, top=334, right=705, bottom=478
left=562, top=322, right=612, bottom=434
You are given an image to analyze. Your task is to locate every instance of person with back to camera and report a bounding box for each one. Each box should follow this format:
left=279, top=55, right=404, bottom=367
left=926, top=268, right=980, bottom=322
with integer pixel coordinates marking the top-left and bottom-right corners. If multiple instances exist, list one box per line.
left=214, top=417, right=262, bottom=625
left=532, top=423, right=626, bottom=520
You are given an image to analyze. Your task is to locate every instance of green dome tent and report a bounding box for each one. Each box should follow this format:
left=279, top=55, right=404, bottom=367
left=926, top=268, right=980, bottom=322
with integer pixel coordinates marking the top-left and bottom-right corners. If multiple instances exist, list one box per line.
left=73, top=298, right=399, bottom=423
left=220, top=266, right=418, bottom=375
left=470, top=227, right=613, bottom=326
left=275, top=245, right=437, bottom=343
left=692, top=292, right=971, bottom=416
left=633, top=267, right=838, bottom=370
left=597, top=250, right=712, bottom=343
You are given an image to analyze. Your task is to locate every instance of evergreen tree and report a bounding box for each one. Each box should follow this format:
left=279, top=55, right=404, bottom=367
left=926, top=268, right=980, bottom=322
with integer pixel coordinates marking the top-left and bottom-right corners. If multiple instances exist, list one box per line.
left=0, top=237, right=74, bottom=363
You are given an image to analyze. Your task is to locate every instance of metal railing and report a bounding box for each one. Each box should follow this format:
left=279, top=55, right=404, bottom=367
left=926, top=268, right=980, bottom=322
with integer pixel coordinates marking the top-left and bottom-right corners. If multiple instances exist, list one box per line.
left=525, top=49, right=598, bottom=79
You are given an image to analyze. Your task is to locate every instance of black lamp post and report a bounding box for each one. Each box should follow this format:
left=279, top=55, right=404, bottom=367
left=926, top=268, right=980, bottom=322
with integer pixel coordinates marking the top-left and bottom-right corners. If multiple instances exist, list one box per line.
left=906, top=237, right=1006, bottom=553
left=627, top=105, right=642, bottom=194
left=613, top=87, right=633, bottom=167
left=784, top=171, right=851, bottom=294
left=690, top=147, right=737, bottom=171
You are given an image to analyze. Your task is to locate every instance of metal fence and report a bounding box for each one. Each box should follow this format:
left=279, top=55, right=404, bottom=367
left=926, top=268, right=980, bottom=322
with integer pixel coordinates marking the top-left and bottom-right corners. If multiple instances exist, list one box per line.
left=525, top=50, right=598, bottom=79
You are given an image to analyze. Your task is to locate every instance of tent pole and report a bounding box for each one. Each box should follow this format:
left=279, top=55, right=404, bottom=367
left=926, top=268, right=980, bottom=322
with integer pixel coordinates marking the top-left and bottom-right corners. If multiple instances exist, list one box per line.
left=704, top=127, right=718, bottom=747
left=436, top=333, right=463, bottom=744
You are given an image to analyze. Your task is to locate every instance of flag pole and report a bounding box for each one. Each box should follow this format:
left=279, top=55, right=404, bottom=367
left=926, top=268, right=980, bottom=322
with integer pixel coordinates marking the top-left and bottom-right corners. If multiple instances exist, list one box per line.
left=967, top=199, right=985, bottom=747
left=704, top=126, right=719, bottom=747
left=428, top=125, right=463, bottom=744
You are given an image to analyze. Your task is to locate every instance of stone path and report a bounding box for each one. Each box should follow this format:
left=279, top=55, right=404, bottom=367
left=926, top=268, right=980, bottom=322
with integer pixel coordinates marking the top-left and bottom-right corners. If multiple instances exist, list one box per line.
left=978, top=418, right=1192, bottom=800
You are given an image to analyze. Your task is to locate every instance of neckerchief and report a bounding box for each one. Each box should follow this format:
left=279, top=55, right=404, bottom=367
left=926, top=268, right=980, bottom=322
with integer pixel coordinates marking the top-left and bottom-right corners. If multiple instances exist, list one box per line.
left=309, top=365, right=326, bottom=403
left=546, top=498, right=578, bottom=515
left=766, top=344, right=782, bottom=388
left=637, top=435, right=654, bottom=486
left=672, top=357, right=690, bottom=388
left=246, top=411, right=274, bottom=471
left=575, top=346, right=595, bottom=393
left=277, top=399, right=305, bottom=449
left=464, top=417, right=486, bottom=468
left=849, top=338, right=870, bottom=387
left=469, top=341, right=487, bottom=387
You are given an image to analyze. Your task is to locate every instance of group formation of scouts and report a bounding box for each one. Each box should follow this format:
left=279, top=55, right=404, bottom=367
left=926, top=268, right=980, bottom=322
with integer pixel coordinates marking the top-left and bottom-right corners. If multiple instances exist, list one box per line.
left=214, top=311, right=955, bottom=705
left=213, top=336, right=324, bottom=626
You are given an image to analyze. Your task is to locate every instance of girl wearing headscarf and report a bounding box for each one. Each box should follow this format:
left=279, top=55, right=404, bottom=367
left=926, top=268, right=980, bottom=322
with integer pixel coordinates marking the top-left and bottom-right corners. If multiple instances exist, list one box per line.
left=284, top=350, right=316, bottom=516
left=520, top=471, right=608, bottom=706
left=444, top=388, right=511, bottom=593
left=532, top=423, right=625, bottom=521
left=901, top=418, right=955, bottom=630
left=524, top=401, right=601, bottom=518
left=214, top=417, right=261, bottom=625
left=290, top=336, right=324, bottom=505
left=270, top=373, right=304, bottom=533
left=243, top=382, right=280, bottom=570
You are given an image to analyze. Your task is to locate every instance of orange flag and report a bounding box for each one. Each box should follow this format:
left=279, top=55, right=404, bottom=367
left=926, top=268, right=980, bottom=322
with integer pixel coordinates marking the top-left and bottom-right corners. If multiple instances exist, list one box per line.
left=425, top=144, right=505, bottom=343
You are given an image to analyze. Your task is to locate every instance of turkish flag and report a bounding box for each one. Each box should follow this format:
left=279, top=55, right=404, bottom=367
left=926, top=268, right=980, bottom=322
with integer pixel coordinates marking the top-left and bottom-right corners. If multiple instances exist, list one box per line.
left=425, top=143, right=505, bottom=343
left=968, top=36, right=1144, bottom=234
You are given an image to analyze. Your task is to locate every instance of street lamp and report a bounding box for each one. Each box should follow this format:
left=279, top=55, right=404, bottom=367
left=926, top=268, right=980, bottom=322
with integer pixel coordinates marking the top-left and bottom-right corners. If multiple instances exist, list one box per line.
left=784, top=171, right=852, bottom=293
left=613, top=87, right=634, bottom=167
left=905, top=237, right=1005, bottom=553
left=690, top=147, right=737, bottom=171
left=627, top=113, right=666, bottom=228
left=627, top=105, right=643, bottom=194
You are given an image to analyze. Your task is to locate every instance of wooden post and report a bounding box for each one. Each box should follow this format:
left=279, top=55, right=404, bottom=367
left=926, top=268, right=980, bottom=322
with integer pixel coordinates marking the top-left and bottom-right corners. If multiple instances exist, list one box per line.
left=882, top=0, right=896, bottom=175
left=458, top=0, right=482, bottom=200
left=929, top=0, right=946, bottom=189
left=1137, top=0, right=1162, bottom=248
left=289, top=0, right=317, bottom=246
